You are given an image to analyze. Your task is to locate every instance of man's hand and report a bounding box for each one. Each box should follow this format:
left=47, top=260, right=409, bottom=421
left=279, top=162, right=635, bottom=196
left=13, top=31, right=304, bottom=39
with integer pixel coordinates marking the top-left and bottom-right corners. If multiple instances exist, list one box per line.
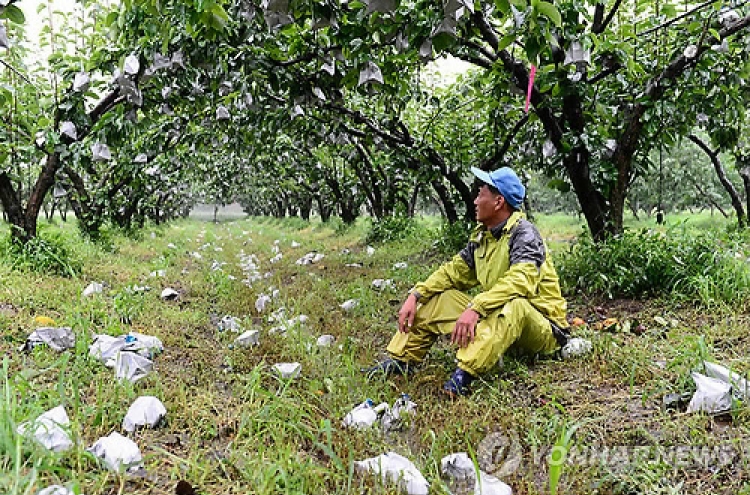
left=451, top=309, right=480, bottom=348
left=398, top=294, right=419, bottom=333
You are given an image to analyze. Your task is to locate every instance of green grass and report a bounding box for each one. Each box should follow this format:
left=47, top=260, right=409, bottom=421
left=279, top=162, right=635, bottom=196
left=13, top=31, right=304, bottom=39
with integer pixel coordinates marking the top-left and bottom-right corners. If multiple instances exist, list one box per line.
left=1, top=214, right=749, bottom=494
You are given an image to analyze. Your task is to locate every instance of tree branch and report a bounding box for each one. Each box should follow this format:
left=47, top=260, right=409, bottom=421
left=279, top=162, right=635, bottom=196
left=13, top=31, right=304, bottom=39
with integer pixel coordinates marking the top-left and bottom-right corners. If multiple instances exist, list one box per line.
left=469, top=9, right=565, bottom=145
left=614, top=13, right=750, bottom=164
left=639, top=0, right=717, bottom=37
left=689, top=133, right=746, bottom=225
left=269, top=44, right=344, bottom=68
left=0, top=172, right=22, bottom=226
left=592, top=4, right=605, bottom=33
left=89, top=89, right=124, bottom=125
left=586, top=63, right=622, bottom=85
left=691, top=179, right=728, bottom=217
left=478, top=114, right=529, bottom=170
left=0, top=59, right=34, bottom=85
left=454, top=53, right=493, bottom=70
left=322, top=102, right=412, bottom=147
left=593, top=0, right=624, bottom=34
left=335, top=120, right=367, bottom=139
left=63, top=165, right=88, bottom=203
left=352, top=142, right=380, bottom=216
left=458, top=39, right=498, bottom=64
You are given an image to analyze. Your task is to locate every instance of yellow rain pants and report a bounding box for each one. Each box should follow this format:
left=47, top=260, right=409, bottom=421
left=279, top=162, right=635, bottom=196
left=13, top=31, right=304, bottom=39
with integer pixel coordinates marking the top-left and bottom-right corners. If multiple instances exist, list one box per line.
left=386, top=289, right=559, bottom=375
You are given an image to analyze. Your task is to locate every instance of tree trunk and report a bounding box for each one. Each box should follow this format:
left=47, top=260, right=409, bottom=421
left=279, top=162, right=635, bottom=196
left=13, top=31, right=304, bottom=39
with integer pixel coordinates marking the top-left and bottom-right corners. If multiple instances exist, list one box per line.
left=430, top=178, right=459, bottom=223
left=273, top=199, right=284, bottom=218
left=523, top=196, right=534, bottom=221
left=565, top=147, right=611, bottom=240
left=64, top=166, right=103, bottom=238
left=113, top=196, right=141, bottom=229
left=739, top=167, right=750, bottom=223
left=317, top=196, right=332, bottom=222
left=407, top=179, right=420, bottom=218
left=300, top=203, right=311, bottom=221
left=0, top=153, right=61, bottom=243
left=48, top=198, right=60, bottom=222
left=353, top=143, right=384, bottom=219
left=340, top=195, right=359, bottom=224
left=431, top=156, right=473, bottom=221
left=59, top=199, right=68, bottom=221
left=627, top=199, right=640, bottom=221
left=689, top=134, right=746, bottom=228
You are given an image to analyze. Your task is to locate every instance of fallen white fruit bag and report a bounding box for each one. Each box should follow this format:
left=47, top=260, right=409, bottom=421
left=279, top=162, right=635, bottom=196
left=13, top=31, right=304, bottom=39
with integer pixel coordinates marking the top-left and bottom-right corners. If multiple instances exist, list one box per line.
left=355, top=452, right=429, bottom=495
left=17, top=405, right=73, bottom=452
left=88, top=431, right=143, bottom=472
left=687, top=372, right=732, bottom=414
left=122, top=396, right=167, bottom=432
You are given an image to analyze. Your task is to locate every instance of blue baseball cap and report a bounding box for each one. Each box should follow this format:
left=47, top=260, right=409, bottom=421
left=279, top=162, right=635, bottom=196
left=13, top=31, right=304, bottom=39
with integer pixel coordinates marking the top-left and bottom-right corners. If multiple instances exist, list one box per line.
left=470, top=166, right=525, bottom=209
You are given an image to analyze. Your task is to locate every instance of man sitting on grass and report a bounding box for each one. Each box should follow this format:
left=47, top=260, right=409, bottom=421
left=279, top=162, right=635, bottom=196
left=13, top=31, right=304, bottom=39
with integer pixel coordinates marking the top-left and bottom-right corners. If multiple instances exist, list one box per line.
left=365, top=166, right=570, bottom=397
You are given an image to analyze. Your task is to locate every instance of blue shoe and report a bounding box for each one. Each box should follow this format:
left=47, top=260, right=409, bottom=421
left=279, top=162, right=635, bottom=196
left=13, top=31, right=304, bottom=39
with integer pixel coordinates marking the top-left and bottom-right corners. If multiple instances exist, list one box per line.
left=443, top=368, right=475, bottom=397
left=362, top=358, right=412, bottom=377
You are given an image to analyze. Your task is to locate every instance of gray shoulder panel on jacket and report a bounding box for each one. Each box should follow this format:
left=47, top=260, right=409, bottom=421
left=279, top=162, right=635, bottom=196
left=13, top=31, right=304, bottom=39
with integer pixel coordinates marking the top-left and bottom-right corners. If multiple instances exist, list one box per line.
left=458, top=241, right=478, bottom=270
left=509, top=219, right=545, bottom=268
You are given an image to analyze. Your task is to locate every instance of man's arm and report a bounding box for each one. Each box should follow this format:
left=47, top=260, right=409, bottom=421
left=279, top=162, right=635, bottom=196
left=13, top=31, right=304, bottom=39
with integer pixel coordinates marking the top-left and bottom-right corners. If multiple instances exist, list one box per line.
left=410, top=233, right=481, bottom=301
left=398, top=237, right=480, bottom=334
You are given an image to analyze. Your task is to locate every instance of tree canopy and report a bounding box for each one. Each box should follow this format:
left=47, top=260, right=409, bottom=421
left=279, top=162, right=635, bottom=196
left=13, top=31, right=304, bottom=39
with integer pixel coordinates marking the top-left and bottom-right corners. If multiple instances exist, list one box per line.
left=1, top=0, right=749, bottom=242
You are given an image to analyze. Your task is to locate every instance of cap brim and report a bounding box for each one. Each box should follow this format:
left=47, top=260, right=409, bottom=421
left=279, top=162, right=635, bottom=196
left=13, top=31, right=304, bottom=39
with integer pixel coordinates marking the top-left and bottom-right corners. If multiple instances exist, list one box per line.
left=470, top=166, right=494, bottom=187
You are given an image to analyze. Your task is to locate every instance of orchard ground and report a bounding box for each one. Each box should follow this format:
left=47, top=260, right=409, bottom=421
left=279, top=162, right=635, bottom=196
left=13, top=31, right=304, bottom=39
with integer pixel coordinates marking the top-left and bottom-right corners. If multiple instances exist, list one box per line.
left=1, top=211, right=749, bottom=494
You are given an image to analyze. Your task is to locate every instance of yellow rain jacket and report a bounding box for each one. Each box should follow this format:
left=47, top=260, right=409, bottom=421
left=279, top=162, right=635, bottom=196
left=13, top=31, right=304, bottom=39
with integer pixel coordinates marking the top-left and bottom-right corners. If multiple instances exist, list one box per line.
left=387, top=211, right=569, bottom=375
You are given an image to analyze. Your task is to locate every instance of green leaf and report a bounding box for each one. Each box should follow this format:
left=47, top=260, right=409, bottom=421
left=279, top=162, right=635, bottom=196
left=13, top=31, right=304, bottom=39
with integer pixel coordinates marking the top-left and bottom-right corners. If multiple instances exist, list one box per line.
left=687, top=21, right=702, bottom=34
left=550, top=421, right=585, bottom=495
left=547, top=178, right=570, bottom=192
left=209, top=4, right=229, bottom=30
left=105, top=12, right=119, bottom=27
left=525, top=35, right=541, bottom=63
left=495, top=0, right=510, bottom=15
left=2, top=5, right=26, bottom=24
left=535, top=1, right=561, bottom=28
left=626, top=56, right=637, bottom=74
left=161, top=24, right=171, bottom=54
left=432, top=32, right=455, bottom=53
left=497, top=34, right=515, bottom=52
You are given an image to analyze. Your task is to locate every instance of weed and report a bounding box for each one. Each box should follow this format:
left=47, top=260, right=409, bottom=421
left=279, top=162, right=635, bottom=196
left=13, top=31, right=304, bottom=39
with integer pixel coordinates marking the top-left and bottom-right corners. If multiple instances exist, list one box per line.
left=429, top=219, right=473, bottom=257
left=556, top=227, right=750, bottom=304
left=365, top=216, right=420, bottom=245
left=0, top=231, right=82, bottom=277
left=113, top=288, right=146, bottom=325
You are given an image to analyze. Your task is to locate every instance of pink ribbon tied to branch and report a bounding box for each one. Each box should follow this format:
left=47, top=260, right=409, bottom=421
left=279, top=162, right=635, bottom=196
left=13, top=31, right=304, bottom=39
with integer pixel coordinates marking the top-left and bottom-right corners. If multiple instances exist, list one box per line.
left=525, top=64, right=537, bottom=113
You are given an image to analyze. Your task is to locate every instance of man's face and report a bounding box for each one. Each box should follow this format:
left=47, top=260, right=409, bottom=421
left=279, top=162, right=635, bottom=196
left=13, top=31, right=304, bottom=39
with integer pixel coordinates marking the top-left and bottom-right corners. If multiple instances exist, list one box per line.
left=474, top=184, right=503, bottom=223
